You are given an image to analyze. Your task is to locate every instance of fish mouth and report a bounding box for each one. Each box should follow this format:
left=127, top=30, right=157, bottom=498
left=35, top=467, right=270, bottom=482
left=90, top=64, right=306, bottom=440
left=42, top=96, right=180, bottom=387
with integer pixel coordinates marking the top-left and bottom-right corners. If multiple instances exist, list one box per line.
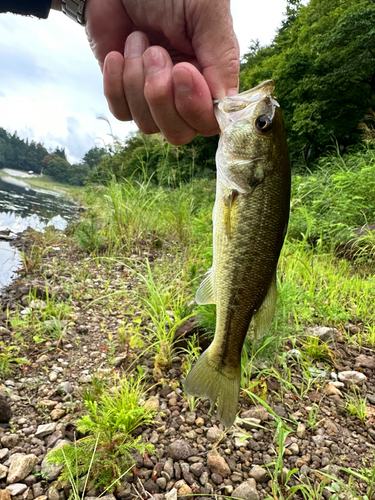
left=214, top=80, right=279, bottom=129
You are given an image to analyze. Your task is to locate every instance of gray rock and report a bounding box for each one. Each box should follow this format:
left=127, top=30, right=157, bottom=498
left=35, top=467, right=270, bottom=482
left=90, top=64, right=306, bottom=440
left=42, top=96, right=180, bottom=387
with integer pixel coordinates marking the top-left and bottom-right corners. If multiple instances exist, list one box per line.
left=306, top=326, right=339, bottom=341
left=185, top=412, right=196, bottom=425
left=167, top=440, right=192, bottom=461
left=56, top=382, right=74, bottom=395
left=355, top=355, right=375, bottom=369
left=0, top=448, right=10, bottom=460
left=338, top=371, right=367, bottom=386
left=249, top=466, right=269, bottom=483
left=190, top=462, right=204, bottom=477
left=47, top=485, right=59, bottom=500
left=41, top=440, right=70, bottom=481
left=1, top=435, right=19, bottom=448
left=7, top=454, right=38, bottom=483
left=0, top=393, right=12, bottom=423
left=6, top=484, right=28, bottom=496
left=232, top=479, right=259, bottom=500
left=163, top=458, right=174, bottom=479
left=206, top=426, right=224, bottom=443
left=35, top=423, right=57, bottom=438
left=0, top=464, right=8, bottom=479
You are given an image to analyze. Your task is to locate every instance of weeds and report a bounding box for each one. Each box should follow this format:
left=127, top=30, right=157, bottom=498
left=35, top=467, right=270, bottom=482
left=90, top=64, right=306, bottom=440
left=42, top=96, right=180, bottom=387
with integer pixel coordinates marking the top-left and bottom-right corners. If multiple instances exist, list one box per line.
left=47, top=375, right=155, bottom=492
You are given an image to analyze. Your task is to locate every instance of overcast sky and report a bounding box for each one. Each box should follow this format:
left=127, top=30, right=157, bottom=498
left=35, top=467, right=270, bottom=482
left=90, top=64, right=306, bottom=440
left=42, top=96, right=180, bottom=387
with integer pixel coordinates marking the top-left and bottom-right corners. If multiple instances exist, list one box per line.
left=0, top=0, right=288, bottom=163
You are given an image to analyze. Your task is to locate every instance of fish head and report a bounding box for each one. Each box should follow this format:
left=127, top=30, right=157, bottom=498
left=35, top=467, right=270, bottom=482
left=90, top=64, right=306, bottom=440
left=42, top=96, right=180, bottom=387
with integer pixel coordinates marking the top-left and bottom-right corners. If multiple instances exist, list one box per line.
left=215, top=80, right=288, bottom=193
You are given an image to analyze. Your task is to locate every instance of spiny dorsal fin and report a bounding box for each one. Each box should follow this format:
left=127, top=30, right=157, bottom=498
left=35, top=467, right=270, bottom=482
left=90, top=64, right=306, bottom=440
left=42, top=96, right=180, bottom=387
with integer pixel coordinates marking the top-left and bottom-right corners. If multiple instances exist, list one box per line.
left=195, top=268, right=216, bottom=305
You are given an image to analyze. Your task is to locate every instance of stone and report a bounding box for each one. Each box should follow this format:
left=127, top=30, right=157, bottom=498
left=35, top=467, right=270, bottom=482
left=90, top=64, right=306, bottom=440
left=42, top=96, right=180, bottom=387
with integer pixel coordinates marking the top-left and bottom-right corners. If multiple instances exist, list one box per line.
left=56, top=382, right=74, bottom=395
left=0, top=464, right=9, bottom=479
left=167, top=440, right=192, bottom=461
left=207, top=454, right=231, bottom=478
left=41, top=440, right=70, bottom=481
left=49, top=372, right=58, bottom=382
left=6, top=484, right=28, bottom=496
left=297, top=423, right=306, bottom=438
left=206, top=426, right=224, bottom=443
left=143, top=396, right=159, bottom=411
left=47, top=486, right=59, bottom=500
left=177, top=484, right=193, bottom=499
left=35, top=423, right=57, bottom=438
left=1, top=435, right=19, bottom=448
left=185, top=412, right=196, bottom=425
left=306, top=326, right=339, bottom=341
left=355, top=355, right=375, bottom=369
left=7, top=454, right=38, bottom=484
left=0, top=393, right=12, bottom=423
left=143, top=479, right=159, bottom=494
left=325, top=383, right=342, bottom=396
left=190, top=462, right=204, bottom=477
left=338, top=371, right=367, bottom=386
left=50, top=409, right=66, bottom=421
left=249, top=466, right=269, bottom=483
left=165, top=488, right=177, bottom=500
left=232, top=479, right=259, bottom=500
left=0, top=491, right=11, bottom=500
left=156, top=477, right=167, bottom=490
left=163, top=459, right=174, bottom=479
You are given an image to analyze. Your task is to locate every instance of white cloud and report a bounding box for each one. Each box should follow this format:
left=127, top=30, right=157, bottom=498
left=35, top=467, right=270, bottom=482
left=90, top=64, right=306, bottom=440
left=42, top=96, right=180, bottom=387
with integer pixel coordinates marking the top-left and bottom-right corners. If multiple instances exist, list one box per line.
left=0, top=2, right=287, bottom=162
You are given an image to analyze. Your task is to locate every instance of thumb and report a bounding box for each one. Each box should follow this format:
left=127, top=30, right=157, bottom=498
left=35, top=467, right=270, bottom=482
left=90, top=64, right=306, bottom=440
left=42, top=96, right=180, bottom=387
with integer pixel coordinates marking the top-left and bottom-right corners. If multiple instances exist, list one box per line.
left=189, top=0, right=239, bottom=99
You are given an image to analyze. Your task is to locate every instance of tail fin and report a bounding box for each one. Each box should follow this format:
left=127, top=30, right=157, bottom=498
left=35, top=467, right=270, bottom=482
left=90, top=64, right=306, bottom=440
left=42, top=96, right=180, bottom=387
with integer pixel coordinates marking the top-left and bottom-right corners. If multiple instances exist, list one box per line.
left=184, top=348, right=241, bottom=428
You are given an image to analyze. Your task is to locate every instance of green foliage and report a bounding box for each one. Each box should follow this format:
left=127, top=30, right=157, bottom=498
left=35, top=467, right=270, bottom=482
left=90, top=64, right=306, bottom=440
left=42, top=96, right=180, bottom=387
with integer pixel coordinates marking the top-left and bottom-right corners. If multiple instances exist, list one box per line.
left=0, top=128, right=48, bottom=173
left=47, top=375, right=155, bottom=492
left=240, top=0, right=375, bottom=162
left=87, top=131, right=218, bottom=187
left=0, top=343, right=29, bottom=378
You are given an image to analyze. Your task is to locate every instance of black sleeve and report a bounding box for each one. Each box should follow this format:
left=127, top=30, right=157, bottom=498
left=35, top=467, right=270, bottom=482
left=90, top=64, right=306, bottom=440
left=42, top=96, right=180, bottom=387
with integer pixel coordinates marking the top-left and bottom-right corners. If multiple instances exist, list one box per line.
left=0, top=0, right=52, bottom=19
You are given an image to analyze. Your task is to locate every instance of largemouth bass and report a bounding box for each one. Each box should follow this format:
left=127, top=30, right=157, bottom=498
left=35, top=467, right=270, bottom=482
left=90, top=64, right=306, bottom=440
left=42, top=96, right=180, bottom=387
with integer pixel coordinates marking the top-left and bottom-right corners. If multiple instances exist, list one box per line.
left=184, top=80, right=290, bottom=428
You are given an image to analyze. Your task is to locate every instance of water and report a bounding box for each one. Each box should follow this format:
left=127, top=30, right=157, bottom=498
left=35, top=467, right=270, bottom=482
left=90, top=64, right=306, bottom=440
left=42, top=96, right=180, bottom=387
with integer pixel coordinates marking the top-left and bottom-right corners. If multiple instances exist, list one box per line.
left=0, top=170, right=78, bottom=288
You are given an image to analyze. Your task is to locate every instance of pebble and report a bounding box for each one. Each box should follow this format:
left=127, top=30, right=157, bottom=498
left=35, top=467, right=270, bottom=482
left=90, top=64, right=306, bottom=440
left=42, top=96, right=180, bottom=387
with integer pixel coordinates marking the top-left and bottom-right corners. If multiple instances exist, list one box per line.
left=7, top=453, right=38, bottom=483
left=207, top=454, right=231, bottom=478
left=48, top=372, right=58, bottom=382
left=232, top=479, right=259, bottom=500
left=338, top=370, right=367, bottom=386
left=167, top=439, right=192, bottom=461
left=206, top=426, right=224, bottom=443
left=35, top=423, right=57, bottom=438
left=6, top=484, right=28, bottom=496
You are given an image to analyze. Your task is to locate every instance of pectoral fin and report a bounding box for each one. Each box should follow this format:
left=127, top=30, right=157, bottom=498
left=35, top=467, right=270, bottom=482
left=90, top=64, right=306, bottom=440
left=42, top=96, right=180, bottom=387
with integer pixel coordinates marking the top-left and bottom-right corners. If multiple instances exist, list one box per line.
left=252, top=271, right=277, bottom=338
left=195, top=268, right=216, bottom=305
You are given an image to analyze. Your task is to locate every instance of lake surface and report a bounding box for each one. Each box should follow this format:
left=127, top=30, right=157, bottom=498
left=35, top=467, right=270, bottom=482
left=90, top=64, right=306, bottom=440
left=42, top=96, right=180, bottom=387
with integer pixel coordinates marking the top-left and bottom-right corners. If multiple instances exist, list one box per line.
left=0, top=170, right=78, bottom=288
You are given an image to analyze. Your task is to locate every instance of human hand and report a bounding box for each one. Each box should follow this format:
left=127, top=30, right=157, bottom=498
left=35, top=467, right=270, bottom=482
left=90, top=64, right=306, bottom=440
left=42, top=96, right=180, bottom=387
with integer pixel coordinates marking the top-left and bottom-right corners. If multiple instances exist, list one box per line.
left=84, top=0, right=239, bottom=145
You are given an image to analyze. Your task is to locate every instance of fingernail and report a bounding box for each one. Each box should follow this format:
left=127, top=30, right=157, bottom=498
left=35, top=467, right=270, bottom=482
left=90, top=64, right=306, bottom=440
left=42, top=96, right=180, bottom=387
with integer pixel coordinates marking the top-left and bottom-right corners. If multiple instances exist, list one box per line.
left=106, top=55, right=123, bottom=77
left=143, top=47, right=166, bottom=75
left=125, top=32, right=148, bottom=59
left=172, top=67, right=193, bottom=92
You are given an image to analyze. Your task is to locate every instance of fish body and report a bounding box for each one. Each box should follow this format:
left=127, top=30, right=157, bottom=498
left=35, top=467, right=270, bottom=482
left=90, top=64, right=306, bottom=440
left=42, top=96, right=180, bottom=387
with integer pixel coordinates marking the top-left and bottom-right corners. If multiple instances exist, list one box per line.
left=184, top=80, right=291, bottom=427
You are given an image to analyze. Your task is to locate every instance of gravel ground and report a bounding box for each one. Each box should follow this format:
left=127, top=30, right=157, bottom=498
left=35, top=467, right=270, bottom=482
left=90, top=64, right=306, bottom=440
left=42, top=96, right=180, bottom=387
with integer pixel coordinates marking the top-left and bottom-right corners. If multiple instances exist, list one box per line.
left=0, top=229, right=375, bottom=500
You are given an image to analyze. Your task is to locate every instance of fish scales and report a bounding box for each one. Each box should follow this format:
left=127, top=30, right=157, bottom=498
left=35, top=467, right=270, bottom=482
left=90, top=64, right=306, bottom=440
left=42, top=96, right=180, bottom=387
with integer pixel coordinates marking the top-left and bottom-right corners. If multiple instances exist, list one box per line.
left=184, top=80, right=291, bottom=428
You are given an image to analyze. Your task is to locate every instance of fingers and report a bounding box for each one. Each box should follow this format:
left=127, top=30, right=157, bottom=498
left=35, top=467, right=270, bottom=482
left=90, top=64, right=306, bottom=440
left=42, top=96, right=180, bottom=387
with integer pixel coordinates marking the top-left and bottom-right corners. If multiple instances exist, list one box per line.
left=143, top=47, right=197, bottom=145
left=103, top=52, right=131, bottom=121
left=103, top=40, right=219, bottom=144
left=172, top=63, right=219, bottom=137
left=123, top=32, right=159, bottom=134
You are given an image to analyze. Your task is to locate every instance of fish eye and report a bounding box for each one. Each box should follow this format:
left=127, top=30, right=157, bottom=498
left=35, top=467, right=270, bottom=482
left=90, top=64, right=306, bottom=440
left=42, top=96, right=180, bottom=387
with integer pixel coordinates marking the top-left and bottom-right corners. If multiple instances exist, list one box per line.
left=255, top=115, right=272, bottom=133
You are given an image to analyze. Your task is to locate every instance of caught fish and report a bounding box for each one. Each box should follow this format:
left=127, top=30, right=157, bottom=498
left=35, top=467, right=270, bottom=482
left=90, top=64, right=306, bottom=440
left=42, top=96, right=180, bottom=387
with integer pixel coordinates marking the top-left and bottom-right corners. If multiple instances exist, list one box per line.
left=184, top=80, right=291, bottom=428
